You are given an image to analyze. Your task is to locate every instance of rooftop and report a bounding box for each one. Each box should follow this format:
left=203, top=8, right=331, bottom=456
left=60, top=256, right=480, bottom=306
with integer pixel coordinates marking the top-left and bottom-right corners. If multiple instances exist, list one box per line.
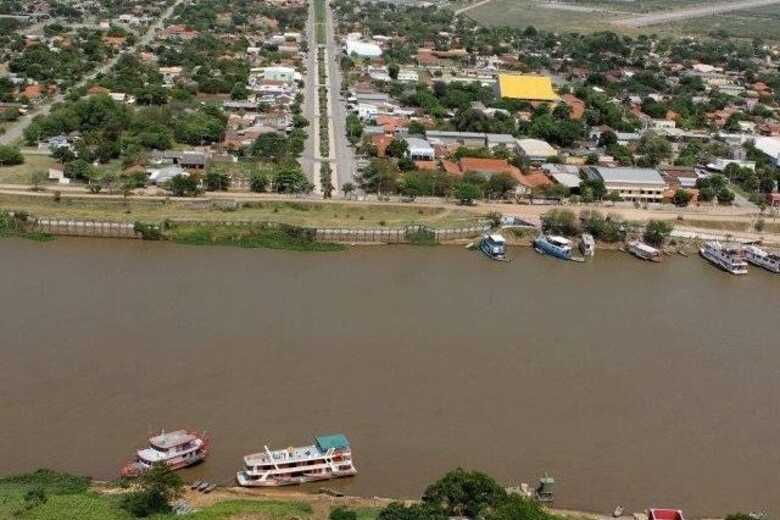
left=586, top=166, right=665, bottom=185
left=149, top=430, right=196, bottom=449
left=497, top=74, right=558, bottom=102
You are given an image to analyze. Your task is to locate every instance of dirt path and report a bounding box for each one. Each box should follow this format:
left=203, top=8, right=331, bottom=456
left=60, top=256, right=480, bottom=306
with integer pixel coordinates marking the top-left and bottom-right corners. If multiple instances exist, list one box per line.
left=612, top=0, right=780, bottom=28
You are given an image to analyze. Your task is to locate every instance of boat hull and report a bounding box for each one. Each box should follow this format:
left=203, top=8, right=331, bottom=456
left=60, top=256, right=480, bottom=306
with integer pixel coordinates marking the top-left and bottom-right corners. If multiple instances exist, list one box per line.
left=236, top=468, right=357, bottom=487
left=479, top=240, right=506, bottom=261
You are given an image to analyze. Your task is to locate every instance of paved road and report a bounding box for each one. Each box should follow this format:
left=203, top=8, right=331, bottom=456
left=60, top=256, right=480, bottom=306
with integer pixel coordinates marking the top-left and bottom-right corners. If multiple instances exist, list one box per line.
left=0, top=0, right=183, bottom=146
left=324, top=0, right=356, bottom=194
left=300, top=0, right=321, bottom=193
left=613, top=0, right=780, bottom=27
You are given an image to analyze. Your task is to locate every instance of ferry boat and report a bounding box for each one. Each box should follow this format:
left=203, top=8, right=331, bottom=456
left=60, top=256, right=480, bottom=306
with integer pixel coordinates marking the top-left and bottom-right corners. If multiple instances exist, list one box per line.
left=627, top=240, right=661, bottom=262
left=579, top=233, right=595, bottom=257
left=479, top=233, right=507, bottom=261
left=121, top=430, right=209, bottom=477
left=743, top=245, right=780, bottom=273
left=236, top=434, right=357, bottom=487
left=699, top=241, right=748, bottom=275
left=534, top=234, right=572, bottom=260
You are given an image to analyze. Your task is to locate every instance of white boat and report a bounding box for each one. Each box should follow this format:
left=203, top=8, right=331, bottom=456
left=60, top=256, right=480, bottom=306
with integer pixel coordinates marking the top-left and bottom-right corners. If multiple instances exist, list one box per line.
left=479, top=233, right=507, bottom=261
left=121, top=430, right=209, bottom=477
left=627, top=240, right=661, bottom=262
left=579, top=233, right=595, bottom=257
left=743, top=245, right=780, bottom=273
left=237, top=434, right=357, bottom=487
left=699, top=241, right=748, bottom=275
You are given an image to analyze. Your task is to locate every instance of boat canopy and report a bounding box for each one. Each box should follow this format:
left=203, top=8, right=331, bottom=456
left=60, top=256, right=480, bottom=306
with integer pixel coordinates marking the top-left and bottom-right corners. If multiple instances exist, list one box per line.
left=547, top=235, right=571, bottom=246
left=487, top=234, right=506, bottom=244
left=149, top=430, right=196, bottom=449
left=315, top=434, right=350, bottom=452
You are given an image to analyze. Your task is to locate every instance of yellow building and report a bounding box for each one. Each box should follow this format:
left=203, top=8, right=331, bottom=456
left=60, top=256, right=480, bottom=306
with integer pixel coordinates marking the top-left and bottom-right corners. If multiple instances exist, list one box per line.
left=497, top=74, right=558, bottom=102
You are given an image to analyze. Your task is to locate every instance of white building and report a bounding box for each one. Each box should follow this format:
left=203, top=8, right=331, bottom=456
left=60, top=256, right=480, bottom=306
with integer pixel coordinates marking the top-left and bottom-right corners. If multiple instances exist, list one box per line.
left=754, top=137, right=780, bottom=166
left=583, top=166, right=667, bottom=202
left=405, top=137, right=435, bottom=161
left=262, top=66, right=297, bottom=83
left=516, top=138, right=557, bottom=162
left=345, top=39, right=382, bottom=58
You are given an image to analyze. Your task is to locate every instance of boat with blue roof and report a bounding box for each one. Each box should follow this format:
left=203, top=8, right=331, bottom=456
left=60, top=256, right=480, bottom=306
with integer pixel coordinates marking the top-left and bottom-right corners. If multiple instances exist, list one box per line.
left=479, top=233, right=507, bottom=261
left=236, top=434, right=357, bottom=487
left=534, top=234, right=573, bottom=260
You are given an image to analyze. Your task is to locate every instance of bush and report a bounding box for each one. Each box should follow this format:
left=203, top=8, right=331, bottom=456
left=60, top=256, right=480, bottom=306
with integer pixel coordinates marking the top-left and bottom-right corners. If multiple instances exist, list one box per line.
left=0, top=144, right=24, bottom=166
left=643, top=219, right=674, bottom=247
left=541, top=209, right=579, bottom=236
left=331, top=507, right=359, bottom=520
left=672, top=189, right=693, bottom=207
left=454, top=182, right=481, bottom=205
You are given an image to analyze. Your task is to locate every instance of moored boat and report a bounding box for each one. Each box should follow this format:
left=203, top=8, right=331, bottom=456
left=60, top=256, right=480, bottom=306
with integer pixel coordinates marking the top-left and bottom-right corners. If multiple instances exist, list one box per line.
left=648, top=509, right=685, bottom=520
left=743, top=245, right=780, bottom=273
left=237, top=434, right=357, bottom=487
left=699, top=241, right=748, bottom=275
left=480, top=233, right=507, bottom=261
left=121, top=430, right=209, bottom=477
left=627, top=240, right=661, bottom=263
left=579, top=233, right=595, bottom=257
left=534, top=234, right=573, bottom=261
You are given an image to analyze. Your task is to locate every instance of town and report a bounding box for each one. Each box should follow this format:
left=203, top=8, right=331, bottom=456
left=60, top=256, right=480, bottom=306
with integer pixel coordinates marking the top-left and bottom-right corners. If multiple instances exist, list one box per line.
left=1, top=0, right=780, bottom=518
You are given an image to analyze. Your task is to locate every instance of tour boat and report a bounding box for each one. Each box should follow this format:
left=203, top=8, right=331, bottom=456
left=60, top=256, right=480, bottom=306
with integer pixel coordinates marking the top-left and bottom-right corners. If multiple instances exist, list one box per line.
left=579, top=233, right=595, bottom=257
left=534, top=234, right=573, bottom=260
left=236, top=434, right=357, bottom=487
left=627, top=240, right=661, bottom=263
left=699, top=241, right=748, bottom=275
left=480, top=233, right=507, bottom=261
left=121, top=430, right=209, bottom=477
left=743, top=245, right=780, bottom=273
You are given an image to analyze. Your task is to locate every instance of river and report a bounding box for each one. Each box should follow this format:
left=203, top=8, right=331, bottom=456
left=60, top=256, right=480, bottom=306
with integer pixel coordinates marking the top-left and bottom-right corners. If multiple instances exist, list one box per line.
left=0, top=237, right=778, bottom=516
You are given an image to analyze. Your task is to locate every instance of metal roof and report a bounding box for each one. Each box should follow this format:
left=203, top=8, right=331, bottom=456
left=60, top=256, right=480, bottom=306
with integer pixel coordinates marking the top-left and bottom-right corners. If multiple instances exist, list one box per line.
left=586, top=166, right=665, bottom=185
left=497, top=74, right=558, bottom=102
left=315, top=434, right=350, bottom=451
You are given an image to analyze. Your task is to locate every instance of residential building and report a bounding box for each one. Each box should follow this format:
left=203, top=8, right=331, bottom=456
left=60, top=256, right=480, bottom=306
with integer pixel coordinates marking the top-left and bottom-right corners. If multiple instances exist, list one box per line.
left=583, top=166, right=667, bottom=202
left=517, top=138, right=557, bottom=162
left=496, top=74, right=558, bottom=102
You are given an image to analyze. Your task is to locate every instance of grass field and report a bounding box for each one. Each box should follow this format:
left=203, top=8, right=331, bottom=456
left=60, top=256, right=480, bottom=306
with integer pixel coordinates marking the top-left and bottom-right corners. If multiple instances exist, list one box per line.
left=0, top=155, right=57, bottom=184
left=0, top=470, right=317, bottom=520
left=464, top=0, right=780, bottom=41
left=0, top=194, right=481, bottom=229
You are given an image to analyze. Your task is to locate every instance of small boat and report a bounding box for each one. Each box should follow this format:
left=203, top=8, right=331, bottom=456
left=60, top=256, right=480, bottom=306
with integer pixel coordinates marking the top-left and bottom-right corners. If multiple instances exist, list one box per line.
left=190, top=480, right=203, bottom=490
left=534, top=234, right=573, bottom=261
left=237, top=434, right=357, bottom=488
left=197, top=481, right=209, bottom=491
left=579, top=233, right=595, bottom=257
left=627, top=240, right=661, bottom=263
left=700, top=241, right=748, bottom=275
left=479, top=233, right=507, bottom=261
left=648, top=509, right=685, bottom=520
left=203, top=484, right=217, bottom=494
left=743, top=245, right=780, bottom=273
left=121, top=430, right=210, bottom=478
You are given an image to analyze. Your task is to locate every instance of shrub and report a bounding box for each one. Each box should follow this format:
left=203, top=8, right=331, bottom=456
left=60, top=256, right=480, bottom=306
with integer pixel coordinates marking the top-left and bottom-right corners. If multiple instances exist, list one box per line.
left=541, top=209, right=579, bottom=236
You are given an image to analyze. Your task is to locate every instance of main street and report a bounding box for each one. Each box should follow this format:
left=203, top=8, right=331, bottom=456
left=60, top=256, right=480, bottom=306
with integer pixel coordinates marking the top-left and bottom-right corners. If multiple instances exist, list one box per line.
left=323, top=0, right=356, bottom=194
left=0, top=0, right=184, bottom=146
left=301, top=0, right=321, bottom=193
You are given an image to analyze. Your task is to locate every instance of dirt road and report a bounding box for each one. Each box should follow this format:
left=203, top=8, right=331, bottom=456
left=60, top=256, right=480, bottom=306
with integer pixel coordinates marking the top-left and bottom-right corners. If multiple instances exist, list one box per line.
left=613, top=0, right=780, bottom=28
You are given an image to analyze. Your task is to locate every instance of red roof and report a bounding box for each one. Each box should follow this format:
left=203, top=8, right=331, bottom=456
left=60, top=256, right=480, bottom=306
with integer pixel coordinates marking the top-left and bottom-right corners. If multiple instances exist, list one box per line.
left=371, top=134, right=393, bottom=157
left=458, top=157, right=515, bottom=174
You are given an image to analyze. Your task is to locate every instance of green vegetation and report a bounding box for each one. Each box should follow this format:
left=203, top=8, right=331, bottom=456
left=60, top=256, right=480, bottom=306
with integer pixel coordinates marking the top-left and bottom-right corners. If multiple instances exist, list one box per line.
left=542, top=208, right=634, bottom=243
left=0, top=210, right=54, bottom=242
left=0, top=154, right=56, bottom=184
left=175, top=500, right=313, bottom=520
left=167, top=222, right=346, bottom=252
left=642, top=219, right=674, bottom=247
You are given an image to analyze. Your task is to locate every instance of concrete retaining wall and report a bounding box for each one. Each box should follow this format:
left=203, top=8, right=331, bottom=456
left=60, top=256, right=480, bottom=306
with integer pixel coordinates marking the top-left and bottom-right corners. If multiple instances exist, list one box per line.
left=33, top=219, right=141, bottom=239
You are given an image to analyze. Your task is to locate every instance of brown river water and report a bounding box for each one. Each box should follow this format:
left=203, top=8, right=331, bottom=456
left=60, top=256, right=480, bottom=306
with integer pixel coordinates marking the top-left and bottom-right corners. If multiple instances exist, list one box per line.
left=0, top=237, right=778, bottom=516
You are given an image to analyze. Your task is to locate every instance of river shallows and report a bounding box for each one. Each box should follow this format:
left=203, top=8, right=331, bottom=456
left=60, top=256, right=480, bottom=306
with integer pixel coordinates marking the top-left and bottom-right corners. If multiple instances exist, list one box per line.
left=0, top=238, right=778, bottom=516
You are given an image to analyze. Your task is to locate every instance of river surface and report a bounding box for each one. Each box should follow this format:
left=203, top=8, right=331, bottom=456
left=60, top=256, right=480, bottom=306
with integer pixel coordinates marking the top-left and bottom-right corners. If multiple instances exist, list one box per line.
left=1, top=237, right=778, bottom=516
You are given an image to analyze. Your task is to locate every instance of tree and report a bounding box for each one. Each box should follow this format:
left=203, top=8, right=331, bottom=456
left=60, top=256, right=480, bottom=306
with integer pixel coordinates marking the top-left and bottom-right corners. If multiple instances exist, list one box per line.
left=205, top=171, right=231, bottom=191
left=342, top=182, right=356, bottom=199
left=249, top=171, right=270, bottom=193
left=541, top=209, right=579, bottom=236
left=386, top=138, right=409, bottom=159
left=388, top=63, right=400, bottom=81
left=643, top=219, right=673, bottom=247
left=717, top=187, right=735, bottom=204
left=408, top=121, right=426, bottom=135
left=230, top=83, right=249, bottom=100
left=166, top=174, right=200, bottom=197
left=250, top=132, right=292, bottom=162
left=487, top=494, right=552, bottom=520
left=672, top=189, right=693, bottom=207
left=422, top=469, right=507, bottom=518
left=120, top=462, right=183, bottom=518
left=598, top=130, right=617, bottom=148
left=331, top=507, right=358, bottom=520
left=0, top=145, right=24, bottom=166
left=485, top=173, right=518, bottom=199
left=454, top=182, right=481, bottom=205
left=579, top=178, right=607, bottom=202
left=379, top=502, right=447, bottom=520
left=63, top=159, right=93, bottom=180
left=273, top=166, right=311, bottom=193
left=637, top=133, right=672, bottom=166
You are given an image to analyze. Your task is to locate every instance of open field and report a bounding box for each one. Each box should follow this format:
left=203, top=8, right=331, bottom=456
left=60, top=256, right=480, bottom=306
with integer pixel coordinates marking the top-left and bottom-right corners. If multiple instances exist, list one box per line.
left=0, top=193, right=481, bottom=229
left=612, top=0, right=780, bottom=28
left=0, top=155, right=57, bottom=184
left=463, top=0, right=780, bottom=40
